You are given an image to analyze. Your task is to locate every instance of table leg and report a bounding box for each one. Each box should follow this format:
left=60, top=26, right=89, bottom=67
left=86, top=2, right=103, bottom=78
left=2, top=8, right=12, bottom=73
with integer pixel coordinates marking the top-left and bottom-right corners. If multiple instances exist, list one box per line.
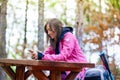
left=31, top=70, right=48, bottom=80
left=24, top=70, right=32, bottom=80
left=65, top=71, right=79, bottom=80
left=50, top=71, right=61, bottom=80
left=16, top=66, right=25, bottom=80
left=2, top=66, right=15, bottom=80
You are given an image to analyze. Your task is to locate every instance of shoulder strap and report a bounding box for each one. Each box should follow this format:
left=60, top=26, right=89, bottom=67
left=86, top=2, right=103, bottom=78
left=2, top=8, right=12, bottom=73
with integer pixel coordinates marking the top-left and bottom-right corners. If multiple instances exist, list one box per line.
left=99, top=51, right=114, bottom=80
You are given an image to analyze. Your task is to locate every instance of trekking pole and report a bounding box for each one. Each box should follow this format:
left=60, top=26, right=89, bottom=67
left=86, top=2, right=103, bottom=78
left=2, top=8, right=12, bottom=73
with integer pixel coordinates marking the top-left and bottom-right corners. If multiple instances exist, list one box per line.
left=100, top=51, right=114, bottom=80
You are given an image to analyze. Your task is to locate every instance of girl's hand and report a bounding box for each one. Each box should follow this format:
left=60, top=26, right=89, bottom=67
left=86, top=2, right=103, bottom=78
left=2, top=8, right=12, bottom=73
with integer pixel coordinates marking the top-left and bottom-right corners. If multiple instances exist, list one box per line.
left=28, top=50, right=38, bottom=60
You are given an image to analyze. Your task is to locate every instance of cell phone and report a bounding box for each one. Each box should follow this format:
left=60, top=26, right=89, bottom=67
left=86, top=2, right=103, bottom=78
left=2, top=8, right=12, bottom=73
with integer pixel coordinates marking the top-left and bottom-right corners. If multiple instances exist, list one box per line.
left=28, top=50, right=34, bottom=53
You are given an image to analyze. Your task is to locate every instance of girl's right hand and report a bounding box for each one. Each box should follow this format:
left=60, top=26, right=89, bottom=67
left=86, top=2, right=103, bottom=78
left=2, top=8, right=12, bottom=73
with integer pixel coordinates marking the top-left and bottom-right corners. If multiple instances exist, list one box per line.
left=28, top=50, right=38, bottom=60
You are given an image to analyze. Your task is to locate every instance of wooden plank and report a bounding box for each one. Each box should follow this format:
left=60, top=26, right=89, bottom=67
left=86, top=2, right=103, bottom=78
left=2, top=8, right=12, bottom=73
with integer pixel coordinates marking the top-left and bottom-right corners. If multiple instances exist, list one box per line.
left=0, top=58, right=95, bottom=80
left=30, top=70, right=48, bottom=80
left=49, top=71, right=55, bottom=80
left=50, top=71, right=61, bottom=80
left=24, top=70, right=32, bottom=80
left=2, top=66, right=15, bottom=80
left=55, top=71, right=61, bottom=80
left=27, top=64, right=94, bottom=71
left=0, top=58, right=95, bottom=71
left=16, top=66, right=25, bottom=80
left=65, top=72, right=79, bottom=80
left=0, top=58, right=39, bottom=66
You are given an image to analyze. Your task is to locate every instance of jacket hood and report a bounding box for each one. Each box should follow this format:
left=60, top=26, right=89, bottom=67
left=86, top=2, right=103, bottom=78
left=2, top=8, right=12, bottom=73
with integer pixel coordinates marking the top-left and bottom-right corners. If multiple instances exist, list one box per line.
left=60, top=27, right=73, bottom=39
left=55, top=26, right=73, bottom=54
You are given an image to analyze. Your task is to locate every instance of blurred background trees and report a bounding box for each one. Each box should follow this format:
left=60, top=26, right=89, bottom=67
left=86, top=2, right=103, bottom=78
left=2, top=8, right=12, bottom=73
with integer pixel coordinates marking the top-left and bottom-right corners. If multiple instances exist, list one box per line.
left=0, top=0, right=7, bottom=79
left=0, top=0, right=120, bottom=79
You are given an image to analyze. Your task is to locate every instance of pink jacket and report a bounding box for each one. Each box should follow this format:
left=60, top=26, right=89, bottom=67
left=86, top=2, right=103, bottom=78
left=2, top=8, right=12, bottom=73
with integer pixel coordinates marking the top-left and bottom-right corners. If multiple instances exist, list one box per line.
left=42, top=31, right=87, bottom=79
left=42, top=32, right=87, bottom=63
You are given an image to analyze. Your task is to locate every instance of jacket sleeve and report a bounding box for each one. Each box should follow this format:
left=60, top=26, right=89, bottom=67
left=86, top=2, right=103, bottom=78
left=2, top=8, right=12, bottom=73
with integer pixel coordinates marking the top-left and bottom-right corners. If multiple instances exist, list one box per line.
left=37, top=46, right=54, bottom=60
left=44, top=46, right=55, bottom=55
left=42, top=33, right=75, bottom=61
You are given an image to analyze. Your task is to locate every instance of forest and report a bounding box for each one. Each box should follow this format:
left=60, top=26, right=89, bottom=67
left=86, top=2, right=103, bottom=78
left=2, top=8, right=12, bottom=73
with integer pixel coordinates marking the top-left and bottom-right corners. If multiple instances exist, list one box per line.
left=0, top=0, right=120, bottom=80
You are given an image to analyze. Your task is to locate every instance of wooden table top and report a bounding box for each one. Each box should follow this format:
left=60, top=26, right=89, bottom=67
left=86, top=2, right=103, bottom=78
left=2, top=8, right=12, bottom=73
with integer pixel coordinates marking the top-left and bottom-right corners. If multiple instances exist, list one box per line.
left=0, top=58, right=95, bottom=71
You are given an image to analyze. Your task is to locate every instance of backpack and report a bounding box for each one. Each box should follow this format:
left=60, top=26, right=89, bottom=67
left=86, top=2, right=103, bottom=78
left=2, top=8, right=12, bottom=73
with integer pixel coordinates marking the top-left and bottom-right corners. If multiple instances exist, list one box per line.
left=84, top=65, right=109, bottom=80
left=84, top=51, right=114, bottom=80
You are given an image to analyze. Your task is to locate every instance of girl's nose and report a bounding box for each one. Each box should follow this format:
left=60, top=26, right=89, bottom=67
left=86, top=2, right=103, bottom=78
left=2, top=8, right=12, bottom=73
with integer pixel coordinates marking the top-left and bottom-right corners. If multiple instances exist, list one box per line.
left=47, top=31, right=51, bottom=35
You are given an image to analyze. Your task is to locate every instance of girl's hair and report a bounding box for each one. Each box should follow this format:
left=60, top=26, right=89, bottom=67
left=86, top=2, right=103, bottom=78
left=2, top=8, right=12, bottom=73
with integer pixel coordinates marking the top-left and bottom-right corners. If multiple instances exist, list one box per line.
left=44, top=18, right=63, bottom=50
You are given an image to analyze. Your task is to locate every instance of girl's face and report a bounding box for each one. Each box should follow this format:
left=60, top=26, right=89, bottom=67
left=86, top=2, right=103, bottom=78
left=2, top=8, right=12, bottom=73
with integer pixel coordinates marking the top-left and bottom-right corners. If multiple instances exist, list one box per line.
left=46, top=24, right=56, bottom=39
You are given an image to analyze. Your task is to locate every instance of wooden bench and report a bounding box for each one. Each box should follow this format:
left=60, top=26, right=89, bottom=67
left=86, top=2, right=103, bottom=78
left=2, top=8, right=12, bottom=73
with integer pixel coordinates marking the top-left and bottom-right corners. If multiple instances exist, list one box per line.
left=0, top=58, right=95, bottom=80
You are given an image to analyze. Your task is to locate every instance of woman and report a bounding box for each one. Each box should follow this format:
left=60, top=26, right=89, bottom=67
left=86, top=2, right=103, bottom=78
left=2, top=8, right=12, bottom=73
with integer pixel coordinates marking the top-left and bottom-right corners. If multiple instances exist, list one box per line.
left=29, top=18, right=87, bottom=80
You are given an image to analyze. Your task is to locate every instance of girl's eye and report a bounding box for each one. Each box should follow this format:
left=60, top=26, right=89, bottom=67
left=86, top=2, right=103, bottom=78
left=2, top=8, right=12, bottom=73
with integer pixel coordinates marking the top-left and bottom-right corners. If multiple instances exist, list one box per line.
left=48, top=29, right=52, bottom=31
left=47, top=29, right=52, bottom=33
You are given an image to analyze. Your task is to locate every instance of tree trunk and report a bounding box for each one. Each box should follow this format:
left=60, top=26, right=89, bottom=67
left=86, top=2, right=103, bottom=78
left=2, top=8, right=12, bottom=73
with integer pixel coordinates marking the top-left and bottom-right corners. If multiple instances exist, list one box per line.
left=38, top=0, right=44, bottom=51
left=75, top=0, right=84, bottom=49
left=0, top=0, right=7, bottom=79
left=22, top=0, right=28, bottom=58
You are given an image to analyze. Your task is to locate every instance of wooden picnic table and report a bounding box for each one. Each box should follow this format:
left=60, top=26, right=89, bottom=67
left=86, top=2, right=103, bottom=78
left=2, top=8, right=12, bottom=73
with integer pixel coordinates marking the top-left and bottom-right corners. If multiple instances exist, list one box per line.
left=0, top=58, right=95, bottom=80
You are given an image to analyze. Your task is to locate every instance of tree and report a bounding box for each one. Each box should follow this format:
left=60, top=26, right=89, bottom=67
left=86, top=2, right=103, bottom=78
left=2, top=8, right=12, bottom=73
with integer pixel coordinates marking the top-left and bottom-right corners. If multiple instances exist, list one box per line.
left=22, top=0, right=28, bottom=58
left=75, top=0, right=84, bottom=49
left=0, top=0, right=7, bottom=79
left=38, top=0, right=44, bottom=51
left=82, top=0, right=120, bottom=79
